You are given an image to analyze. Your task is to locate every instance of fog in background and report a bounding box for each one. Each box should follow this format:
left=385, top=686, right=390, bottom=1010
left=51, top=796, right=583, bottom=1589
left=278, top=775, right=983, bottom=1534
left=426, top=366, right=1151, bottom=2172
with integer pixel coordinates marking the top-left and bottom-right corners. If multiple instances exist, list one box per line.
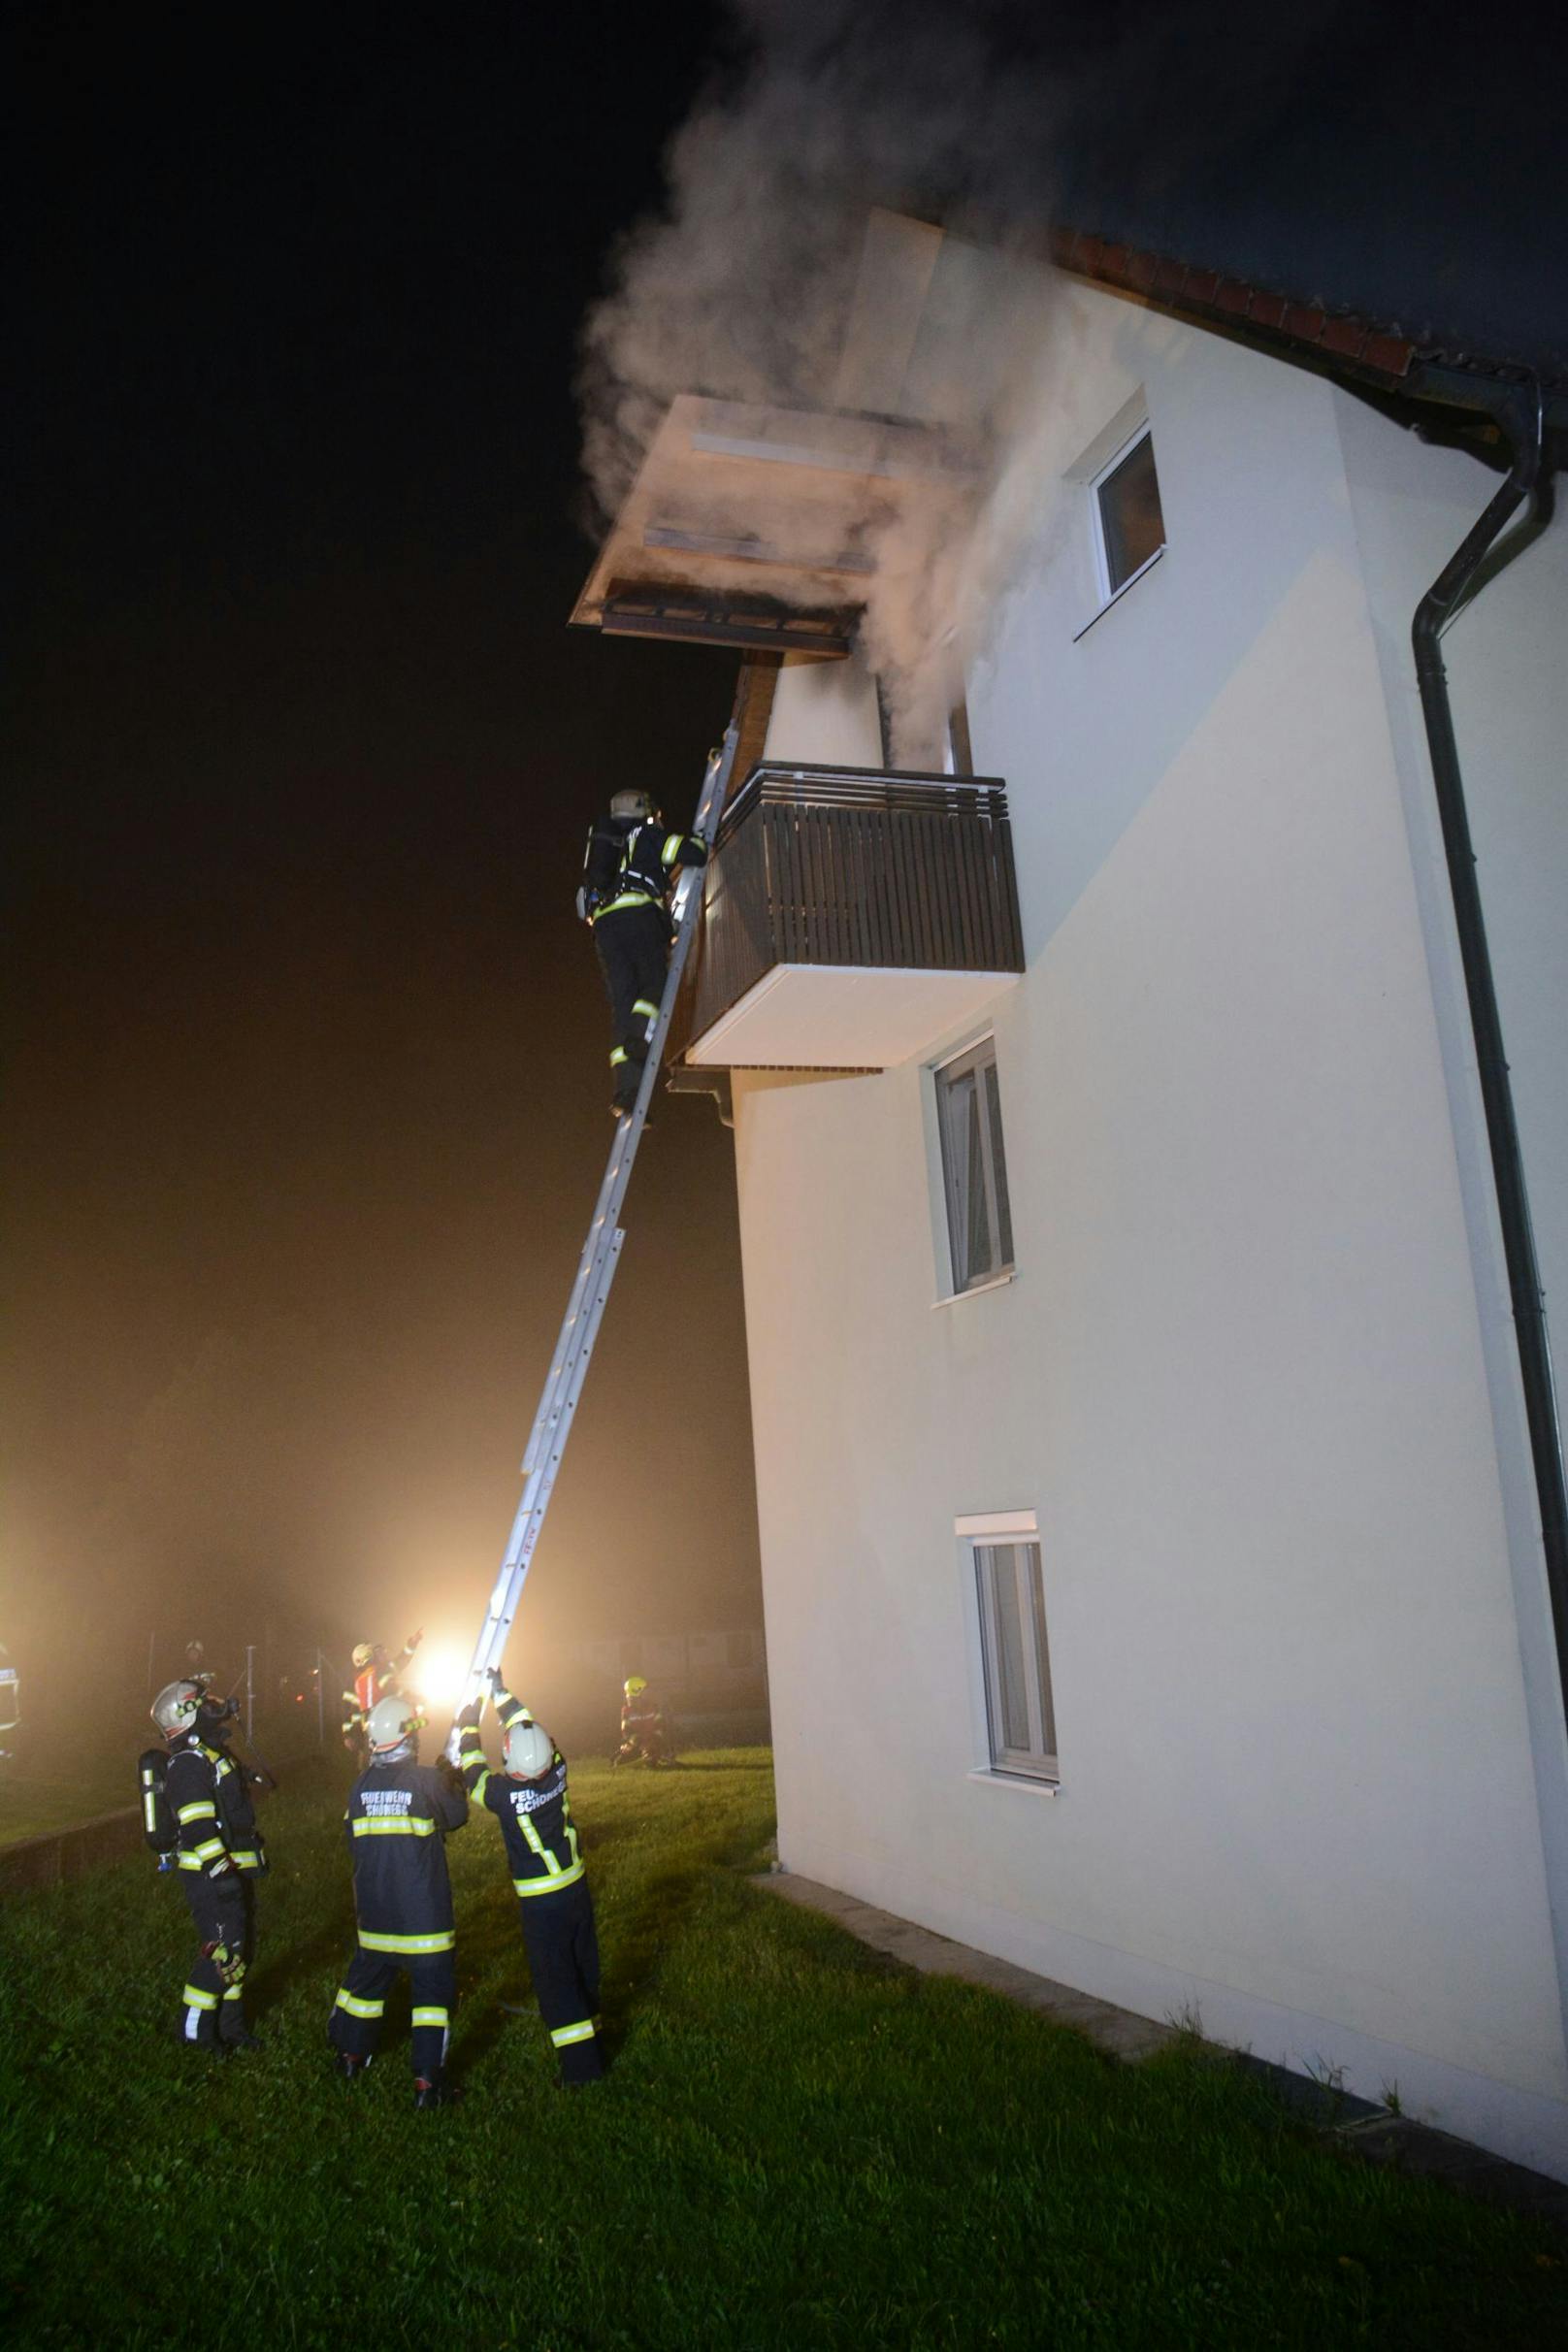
left=5, top=5, right=757, bottom=1757
left=8, top=1, right=1562, bottom=1760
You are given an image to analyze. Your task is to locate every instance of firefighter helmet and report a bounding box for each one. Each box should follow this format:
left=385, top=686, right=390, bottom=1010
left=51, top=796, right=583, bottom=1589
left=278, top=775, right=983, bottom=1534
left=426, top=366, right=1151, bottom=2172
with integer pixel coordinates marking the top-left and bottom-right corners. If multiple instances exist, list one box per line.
left=351, top=1642, right=376, bottom=1671
left=367, top=1694, right=420, bottom=1753
left=609, top=789, right=657, bottom=825
left=504, top=1719, right=555, bottom=1780
left=151, top=1680, right=204, bottom=1736
left=623, top=1676, right=647, bottom=1698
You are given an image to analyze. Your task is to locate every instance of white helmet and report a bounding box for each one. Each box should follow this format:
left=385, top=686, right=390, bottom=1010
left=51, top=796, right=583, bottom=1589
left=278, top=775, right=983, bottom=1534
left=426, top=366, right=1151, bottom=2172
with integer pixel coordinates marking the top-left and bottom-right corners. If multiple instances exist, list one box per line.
left=151, top=1680, right=203, bottom=1736
left=609, top=788, right=656, bottom=825
left=367, top=1693, right=420, bottom=1754
left=504, top=1719, right=555, bottom=1780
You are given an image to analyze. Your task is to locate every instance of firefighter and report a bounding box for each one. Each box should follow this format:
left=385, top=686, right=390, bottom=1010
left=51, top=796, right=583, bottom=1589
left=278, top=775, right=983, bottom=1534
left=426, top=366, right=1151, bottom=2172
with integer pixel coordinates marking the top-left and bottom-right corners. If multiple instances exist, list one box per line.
left=150, top=1677, right=269, bottom=2053
left=613, top=1674, right=673, bottom=1767
left=454, top=1671, right=604, bottom=2086
left=328, top=1690, right=468, bottom=2107
left=342, top=1627, right=423, bottom=1763
left=578, top=788, right=708, bottom=1118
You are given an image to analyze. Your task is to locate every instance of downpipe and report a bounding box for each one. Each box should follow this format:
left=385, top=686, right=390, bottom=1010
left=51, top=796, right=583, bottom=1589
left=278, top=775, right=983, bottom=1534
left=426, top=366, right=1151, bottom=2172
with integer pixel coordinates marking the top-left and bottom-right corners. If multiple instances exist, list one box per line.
left=1411, top=382, right=1568, bottom=1720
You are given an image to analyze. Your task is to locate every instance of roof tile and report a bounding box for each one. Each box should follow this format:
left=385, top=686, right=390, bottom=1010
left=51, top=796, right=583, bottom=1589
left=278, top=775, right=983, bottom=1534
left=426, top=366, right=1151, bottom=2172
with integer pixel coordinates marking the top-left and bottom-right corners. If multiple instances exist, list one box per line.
left=1050, top=222, right=1425, bottom=387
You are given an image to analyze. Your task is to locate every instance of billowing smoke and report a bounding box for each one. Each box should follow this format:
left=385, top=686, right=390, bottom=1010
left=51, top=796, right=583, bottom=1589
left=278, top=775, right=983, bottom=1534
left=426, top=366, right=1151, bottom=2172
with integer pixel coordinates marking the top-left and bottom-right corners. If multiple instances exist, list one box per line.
left=579, top=1, right=1343, bottom=759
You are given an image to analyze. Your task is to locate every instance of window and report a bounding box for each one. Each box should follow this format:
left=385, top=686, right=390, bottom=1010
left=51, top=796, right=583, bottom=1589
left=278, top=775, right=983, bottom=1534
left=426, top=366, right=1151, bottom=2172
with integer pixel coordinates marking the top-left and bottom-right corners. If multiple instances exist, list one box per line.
left=875, top=678, right=972, bottom=776
left=1093, top=427, right=1164, bottom=599
left=974, top=1540, right=1058, bottom=1780
left=940, top=699, right=973, bottom=777
left=934, top=1036, right=1014, bottom=1292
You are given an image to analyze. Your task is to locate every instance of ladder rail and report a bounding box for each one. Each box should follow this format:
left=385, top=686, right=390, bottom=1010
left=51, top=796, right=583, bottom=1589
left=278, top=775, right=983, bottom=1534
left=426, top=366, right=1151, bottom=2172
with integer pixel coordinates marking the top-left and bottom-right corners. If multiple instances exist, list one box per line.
left=449, top=728, right=739, bottom=1731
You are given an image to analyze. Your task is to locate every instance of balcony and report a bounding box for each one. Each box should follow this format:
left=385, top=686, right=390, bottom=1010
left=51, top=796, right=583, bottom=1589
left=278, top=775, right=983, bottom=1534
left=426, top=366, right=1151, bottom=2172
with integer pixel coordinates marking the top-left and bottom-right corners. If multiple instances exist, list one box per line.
left=668, top=765, right=1025, bottom=1073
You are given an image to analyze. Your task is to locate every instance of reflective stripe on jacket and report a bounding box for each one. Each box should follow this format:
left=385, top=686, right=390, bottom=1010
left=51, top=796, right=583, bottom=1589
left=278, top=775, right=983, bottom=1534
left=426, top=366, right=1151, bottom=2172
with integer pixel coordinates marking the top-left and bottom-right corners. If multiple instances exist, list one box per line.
left=344, top=1759, right=467, bottom=1948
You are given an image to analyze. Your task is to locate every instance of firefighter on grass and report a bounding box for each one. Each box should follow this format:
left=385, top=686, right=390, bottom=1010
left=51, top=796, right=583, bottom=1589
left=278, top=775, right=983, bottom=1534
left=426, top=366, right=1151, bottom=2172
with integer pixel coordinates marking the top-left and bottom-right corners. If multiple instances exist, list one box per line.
left=614, top=1674, right=674, bottom=1767
left=146, top=1678, right=268, bottom=2052
left=454, top=1671, right=604, bottom=2086
left=341, top=1626, right=423, bottom=1765
left=578, top=788, right=707, bottom=1119
left=328, top=1692, right=468, bottom=2107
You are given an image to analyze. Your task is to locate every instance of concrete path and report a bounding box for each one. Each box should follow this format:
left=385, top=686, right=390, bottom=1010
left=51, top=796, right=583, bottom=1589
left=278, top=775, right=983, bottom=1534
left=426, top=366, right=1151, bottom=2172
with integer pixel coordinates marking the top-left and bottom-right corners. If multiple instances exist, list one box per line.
left=754, top=1867, right=1568, bottom=2232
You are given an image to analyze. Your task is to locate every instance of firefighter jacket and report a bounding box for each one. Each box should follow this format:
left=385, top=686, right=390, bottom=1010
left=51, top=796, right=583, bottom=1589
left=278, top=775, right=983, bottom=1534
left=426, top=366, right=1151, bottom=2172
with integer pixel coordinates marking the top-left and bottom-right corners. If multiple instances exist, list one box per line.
left=455, top=1686, right=584, bottom=1900
left=343, top=1757, right=468, bottom=1953
left=343, top=1640, right=417, bottom=1744
left=581, top=818, right=707, bottom=927
left=164, top=1735, right=268, bottom=1878
left=621, top=1693, right=665, bottom=1737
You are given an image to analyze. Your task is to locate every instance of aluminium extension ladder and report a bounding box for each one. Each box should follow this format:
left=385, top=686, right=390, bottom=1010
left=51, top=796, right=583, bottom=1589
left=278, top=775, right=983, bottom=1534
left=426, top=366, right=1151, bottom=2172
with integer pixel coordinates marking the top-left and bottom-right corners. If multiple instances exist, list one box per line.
left=446, top=723, right=739, bottom=1740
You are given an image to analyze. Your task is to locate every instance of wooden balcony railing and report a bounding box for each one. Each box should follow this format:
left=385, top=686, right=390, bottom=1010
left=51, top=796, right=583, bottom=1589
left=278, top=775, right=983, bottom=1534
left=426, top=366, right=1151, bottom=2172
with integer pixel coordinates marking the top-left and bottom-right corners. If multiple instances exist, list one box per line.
left=667, top=764, right=1025, bottom=1067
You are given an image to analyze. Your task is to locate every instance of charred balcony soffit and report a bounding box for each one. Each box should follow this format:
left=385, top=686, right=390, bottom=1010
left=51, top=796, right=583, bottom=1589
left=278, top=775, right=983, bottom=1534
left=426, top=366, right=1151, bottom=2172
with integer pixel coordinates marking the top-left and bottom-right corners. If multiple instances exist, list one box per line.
left=666, top=764, right=1026, bottom=1074
left=571, top=393, right=975, bottom=657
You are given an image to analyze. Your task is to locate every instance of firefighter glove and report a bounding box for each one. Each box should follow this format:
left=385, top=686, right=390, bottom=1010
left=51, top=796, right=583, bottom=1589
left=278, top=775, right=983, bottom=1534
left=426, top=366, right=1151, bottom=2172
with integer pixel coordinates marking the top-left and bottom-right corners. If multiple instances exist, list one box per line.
left=204, top=1940, right=246, bottom=1988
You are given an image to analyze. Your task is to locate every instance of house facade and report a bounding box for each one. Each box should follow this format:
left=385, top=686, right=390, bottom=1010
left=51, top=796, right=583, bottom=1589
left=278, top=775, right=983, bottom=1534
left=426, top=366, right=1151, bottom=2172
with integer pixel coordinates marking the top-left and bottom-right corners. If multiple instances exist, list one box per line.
left=577, top=242, right=1568, bottom=2177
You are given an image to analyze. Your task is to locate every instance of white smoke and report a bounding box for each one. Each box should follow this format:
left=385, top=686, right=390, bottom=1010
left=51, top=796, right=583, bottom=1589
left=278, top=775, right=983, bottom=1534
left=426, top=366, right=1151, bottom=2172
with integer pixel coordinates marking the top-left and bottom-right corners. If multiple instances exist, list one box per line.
left=579, top=1, right=1343, bottom=761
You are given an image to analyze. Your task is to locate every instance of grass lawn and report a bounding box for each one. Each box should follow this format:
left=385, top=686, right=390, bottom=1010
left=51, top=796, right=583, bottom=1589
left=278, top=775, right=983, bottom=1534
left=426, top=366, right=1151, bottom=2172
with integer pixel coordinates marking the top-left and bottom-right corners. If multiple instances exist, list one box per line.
left=2, top=1748, right=1564, bottom=2349
left=0, top=1763, right=135, bottom=1846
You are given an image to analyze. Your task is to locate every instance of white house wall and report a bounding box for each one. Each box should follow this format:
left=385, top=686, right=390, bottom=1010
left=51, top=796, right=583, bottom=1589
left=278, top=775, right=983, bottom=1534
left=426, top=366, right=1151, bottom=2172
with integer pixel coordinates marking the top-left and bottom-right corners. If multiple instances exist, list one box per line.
left=729, top=282, right=1568, bottom=2176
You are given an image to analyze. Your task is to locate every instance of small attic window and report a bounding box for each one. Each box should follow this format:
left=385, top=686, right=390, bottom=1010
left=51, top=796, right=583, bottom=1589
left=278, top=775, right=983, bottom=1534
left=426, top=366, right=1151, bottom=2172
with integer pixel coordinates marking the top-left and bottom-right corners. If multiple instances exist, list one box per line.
left=1094, top=427, right=1165, bottom=598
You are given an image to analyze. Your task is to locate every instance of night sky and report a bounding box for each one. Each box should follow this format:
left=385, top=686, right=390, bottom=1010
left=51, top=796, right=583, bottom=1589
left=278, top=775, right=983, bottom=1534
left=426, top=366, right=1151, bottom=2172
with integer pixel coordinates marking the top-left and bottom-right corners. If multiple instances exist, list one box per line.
left=6, top=4, right=755, bottom=1692
left=8, top=3, right=1562, bottom=1711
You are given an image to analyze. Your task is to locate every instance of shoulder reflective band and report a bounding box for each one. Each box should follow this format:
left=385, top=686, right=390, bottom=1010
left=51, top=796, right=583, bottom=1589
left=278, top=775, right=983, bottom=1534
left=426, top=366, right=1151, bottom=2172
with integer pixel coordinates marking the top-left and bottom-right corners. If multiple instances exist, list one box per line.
left=660, top=834, right=682, bottom=866
left=334, top=1989, right=385, bottom=2020
left=512, top=1859, right=585, bottom=1896
left=356, top=1928, right=455, bottom=1953
left=549, top=2019, right=596, bottom=2046
left=351, top=1816, right=436, bottom=1836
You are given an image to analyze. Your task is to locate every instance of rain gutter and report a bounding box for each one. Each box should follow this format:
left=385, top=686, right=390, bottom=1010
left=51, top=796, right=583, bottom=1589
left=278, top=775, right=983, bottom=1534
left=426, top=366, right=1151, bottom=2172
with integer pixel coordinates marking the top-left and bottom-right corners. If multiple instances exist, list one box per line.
left=1410, top=381, right=1568, bottom=1726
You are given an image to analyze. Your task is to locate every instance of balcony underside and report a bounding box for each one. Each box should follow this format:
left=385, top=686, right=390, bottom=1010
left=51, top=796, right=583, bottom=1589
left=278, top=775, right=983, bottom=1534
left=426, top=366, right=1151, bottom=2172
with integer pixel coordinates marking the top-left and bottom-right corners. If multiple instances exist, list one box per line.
left=684, top=962, right=1020, bottom=1071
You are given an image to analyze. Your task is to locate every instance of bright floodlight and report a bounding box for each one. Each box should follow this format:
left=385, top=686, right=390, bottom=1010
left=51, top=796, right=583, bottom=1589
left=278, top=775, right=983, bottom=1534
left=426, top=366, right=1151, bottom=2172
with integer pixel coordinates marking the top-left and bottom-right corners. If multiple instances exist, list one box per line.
left=415, top=1648, right=467, bottom=1711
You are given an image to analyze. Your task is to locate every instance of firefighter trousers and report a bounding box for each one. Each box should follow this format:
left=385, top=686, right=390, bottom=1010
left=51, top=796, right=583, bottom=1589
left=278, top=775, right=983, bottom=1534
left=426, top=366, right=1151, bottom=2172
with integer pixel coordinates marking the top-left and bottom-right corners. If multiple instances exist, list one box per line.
left=180, top=1874, right=255, bottom=2046
left=517, top=1877, right=603, bottom=2084
left=594, top=903, right=670, bottom=1097
left=329, top=1944, right=457, bottom=2079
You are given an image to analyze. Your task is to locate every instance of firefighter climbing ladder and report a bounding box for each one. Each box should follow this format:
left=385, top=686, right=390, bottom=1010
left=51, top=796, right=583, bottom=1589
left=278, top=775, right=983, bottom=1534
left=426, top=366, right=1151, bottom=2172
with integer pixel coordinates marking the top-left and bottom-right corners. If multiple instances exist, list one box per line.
left=449, top=724, right=739, bottom=1732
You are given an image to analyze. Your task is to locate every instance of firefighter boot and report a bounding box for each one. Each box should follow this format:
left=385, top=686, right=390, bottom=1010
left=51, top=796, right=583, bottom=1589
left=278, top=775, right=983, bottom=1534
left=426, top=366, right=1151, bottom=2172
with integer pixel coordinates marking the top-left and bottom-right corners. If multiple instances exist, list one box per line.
left=413, top=2072, right=462, bottom=2110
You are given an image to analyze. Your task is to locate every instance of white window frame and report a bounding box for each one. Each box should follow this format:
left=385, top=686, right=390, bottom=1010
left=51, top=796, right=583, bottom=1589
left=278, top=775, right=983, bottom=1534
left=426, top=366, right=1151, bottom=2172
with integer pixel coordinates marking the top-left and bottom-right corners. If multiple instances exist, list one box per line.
left=1064, top=391, right=1165, bottom=640
left=1088, top=423, right=1165, bottom=610
left=956, top=1511, right=1060, bottom=1788
left=929, top=1032, right=1015, bottom=1299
